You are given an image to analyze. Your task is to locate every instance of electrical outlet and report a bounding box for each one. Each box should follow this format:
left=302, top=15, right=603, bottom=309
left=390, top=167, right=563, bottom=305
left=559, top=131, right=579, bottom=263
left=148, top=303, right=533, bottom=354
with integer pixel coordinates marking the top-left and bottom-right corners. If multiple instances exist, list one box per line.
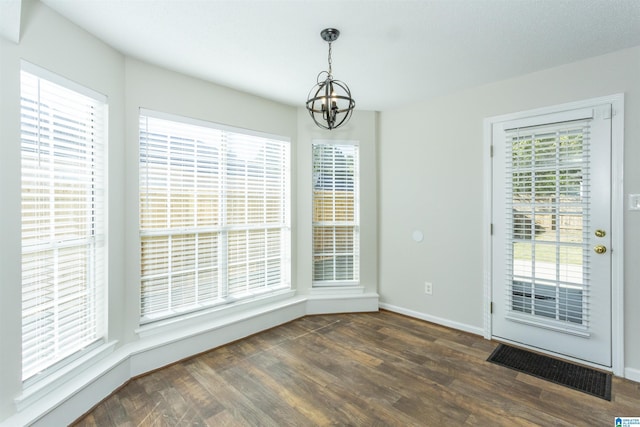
left=424, top=282, right=433, bottom=295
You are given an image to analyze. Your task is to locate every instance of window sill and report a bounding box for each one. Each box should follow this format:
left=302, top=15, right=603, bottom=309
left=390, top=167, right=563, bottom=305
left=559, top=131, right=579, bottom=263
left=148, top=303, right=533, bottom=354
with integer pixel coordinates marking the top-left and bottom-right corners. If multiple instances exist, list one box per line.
left=309, top=285, right=365, bottom=295
left=15, top=340, right=118, bottom=412
left=136, top=289, right=297, bottom=339
left=6, top=291, right=378, bottom=425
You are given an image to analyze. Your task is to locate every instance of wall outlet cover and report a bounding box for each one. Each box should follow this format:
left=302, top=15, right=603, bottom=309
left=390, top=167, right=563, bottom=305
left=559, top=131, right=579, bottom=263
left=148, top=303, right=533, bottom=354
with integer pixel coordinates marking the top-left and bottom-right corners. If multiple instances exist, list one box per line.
left=424, top=282, right=433, bottom=295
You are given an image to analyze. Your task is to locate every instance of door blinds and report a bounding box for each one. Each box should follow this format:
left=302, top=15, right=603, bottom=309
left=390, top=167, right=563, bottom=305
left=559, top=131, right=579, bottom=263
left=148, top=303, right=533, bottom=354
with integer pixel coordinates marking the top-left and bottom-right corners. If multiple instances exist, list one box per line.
left=312, top=142, right=360, bottom=284
left=21, top=68, right=107, bottom=381
left=504, top=119, right=592, bottom=334
left=139, top=112, right=290, bottom=322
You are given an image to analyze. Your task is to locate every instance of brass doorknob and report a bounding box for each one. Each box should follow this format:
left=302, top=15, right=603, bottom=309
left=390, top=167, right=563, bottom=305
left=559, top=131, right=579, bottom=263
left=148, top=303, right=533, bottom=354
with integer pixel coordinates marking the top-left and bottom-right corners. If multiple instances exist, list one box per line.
left=595, top=229, right=606, bottom=238
left=594, top=245, right=607, bottom=254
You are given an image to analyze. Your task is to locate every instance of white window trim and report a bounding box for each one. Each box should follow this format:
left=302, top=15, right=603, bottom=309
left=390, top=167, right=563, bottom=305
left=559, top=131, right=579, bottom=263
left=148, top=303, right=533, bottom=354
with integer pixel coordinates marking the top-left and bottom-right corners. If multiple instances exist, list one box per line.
left=21, top=60, right=107, bottom=103
left=20, top=60, right=109, bottom=385
left=311, top=139, right=360, bottom=287
left=138, top=109, right=292, bottom=323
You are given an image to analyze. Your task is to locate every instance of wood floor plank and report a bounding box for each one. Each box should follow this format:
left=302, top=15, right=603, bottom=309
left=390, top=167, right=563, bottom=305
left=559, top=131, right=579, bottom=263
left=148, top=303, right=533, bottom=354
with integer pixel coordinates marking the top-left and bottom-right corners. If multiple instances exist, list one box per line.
left=165, top=362, right=225, bottom=420
left=186, top=359, right=281, bottom=427
left=270, top=339, right=422, bottom=426
left=219, top=360, right=315, bottom=426
left=73, top=311, right=640, bottom=426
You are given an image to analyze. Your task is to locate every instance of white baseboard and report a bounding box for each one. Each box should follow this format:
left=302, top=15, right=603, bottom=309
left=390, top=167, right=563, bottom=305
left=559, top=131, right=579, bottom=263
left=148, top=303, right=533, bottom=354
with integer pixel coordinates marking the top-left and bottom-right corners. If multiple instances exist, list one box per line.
left=14, top=292, right=636, bottom=427
left=30, top=355, right=131, bottom=427
left=625, top=367, right=640, bottom=383
left=6, top=297, right=307, bottom=427
left=2, top=292, right=379, bottom=427
left=306, top=292, right=379, bottom=315
left=128, top=295, right=308, bottom=378
left=379, top=302, right=484, bottom=336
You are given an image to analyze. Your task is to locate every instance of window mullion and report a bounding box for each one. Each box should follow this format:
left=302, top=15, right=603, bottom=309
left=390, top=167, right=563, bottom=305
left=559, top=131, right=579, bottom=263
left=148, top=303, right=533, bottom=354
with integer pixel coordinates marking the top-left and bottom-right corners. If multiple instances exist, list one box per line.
left=219, top=134, right=229, bottom=299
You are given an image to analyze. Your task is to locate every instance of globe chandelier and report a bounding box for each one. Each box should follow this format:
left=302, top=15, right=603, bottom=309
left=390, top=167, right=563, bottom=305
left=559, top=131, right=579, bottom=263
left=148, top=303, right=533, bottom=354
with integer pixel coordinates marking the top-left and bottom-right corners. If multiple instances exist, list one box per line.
left=306, top=28, right=356, bottom=130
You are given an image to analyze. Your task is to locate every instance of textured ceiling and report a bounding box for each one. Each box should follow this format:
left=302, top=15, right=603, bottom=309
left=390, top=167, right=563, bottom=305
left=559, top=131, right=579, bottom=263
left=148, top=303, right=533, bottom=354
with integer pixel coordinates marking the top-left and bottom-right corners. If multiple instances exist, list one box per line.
left=40, top=0, right=640, bottom=111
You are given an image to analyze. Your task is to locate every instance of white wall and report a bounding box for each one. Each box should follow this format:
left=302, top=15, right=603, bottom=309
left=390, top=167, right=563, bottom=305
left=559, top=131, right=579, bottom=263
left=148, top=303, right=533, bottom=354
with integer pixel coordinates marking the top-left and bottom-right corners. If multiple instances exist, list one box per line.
left=0, top=0, right=125, bottom=420
left=378, top=46, right=640, bottom=375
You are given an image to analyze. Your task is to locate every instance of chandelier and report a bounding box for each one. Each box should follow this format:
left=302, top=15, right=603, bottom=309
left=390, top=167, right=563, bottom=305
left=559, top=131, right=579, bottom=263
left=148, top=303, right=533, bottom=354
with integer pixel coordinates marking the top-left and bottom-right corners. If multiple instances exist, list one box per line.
left=306, top=28, right=356, bottom=130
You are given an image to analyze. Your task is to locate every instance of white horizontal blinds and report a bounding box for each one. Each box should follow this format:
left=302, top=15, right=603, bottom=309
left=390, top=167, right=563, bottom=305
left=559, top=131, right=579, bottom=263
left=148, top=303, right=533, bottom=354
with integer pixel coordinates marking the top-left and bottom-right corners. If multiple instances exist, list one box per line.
left=312, top=142, right=360, bottom=283
left=226, top=132, right=290, bottom=297
left=21, top=69, right=106, bottom=381
left=505, top=119, right=591, bottom=330
left=139, top=116, right=222, bottom=317
left=139, top=112, right=290, bottom=322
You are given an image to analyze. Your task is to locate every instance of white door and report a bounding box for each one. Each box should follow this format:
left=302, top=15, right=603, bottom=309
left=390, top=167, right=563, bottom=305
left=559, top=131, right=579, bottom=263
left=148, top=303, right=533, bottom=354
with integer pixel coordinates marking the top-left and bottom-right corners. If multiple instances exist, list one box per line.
left=491, top=103, right=612, bottom=367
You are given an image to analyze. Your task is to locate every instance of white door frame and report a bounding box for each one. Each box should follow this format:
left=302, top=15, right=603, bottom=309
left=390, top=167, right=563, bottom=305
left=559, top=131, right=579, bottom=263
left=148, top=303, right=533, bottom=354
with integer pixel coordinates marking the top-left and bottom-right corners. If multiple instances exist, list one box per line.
left=482, top=94, right=625, bottom=376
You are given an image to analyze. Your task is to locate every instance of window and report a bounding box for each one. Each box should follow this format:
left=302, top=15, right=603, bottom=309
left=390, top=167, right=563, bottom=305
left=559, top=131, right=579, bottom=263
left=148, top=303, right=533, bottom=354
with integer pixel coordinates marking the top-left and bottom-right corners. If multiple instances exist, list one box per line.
left=21, top=64, right=107, bottom=382
left=506, top=119, right=592, bottom=326
left=139, top=110, right=291, bottom=322
left=312, top=141, right=359, bottom=284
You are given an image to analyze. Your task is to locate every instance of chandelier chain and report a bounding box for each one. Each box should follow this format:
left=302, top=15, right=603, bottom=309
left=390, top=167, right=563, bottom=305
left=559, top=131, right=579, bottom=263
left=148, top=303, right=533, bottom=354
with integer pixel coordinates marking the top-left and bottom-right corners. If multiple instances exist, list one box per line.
left=327, top=42, right=333, bottom=77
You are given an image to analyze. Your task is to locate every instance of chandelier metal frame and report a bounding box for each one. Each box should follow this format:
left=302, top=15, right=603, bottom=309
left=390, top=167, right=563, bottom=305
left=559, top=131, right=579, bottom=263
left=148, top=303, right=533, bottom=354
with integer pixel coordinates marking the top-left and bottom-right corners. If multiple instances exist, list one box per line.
left=306, top=28, right=356, bottom=130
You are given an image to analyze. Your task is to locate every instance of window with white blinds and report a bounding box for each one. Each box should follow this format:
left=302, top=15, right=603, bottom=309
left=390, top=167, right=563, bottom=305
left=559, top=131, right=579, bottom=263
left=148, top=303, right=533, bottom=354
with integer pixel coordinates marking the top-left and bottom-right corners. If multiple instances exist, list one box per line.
left=21, top=65, right=107, bottom=382
left=505, top=119, right=591, bottom=329
left=139, top=111, right=290, bottom=322
left=312, top=141, right=359, bottom=284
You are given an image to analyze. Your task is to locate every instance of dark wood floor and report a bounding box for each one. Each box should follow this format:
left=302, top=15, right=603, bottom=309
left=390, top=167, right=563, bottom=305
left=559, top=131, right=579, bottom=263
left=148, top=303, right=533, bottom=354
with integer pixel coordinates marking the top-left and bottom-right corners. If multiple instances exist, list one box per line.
left=73, top=311, right=640, bottom=426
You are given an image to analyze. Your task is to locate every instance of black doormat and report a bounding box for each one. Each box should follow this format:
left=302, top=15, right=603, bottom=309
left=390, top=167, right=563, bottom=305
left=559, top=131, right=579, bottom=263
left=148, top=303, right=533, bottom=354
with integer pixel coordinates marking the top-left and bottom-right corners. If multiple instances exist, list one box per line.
left=487, top=344, right=612, bottom=400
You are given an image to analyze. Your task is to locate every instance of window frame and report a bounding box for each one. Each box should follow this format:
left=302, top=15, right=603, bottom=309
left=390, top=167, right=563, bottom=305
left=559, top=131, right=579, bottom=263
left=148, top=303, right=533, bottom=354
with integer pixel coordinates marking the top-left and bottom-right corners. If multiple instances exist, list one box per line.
left=311, top=140, right=360, bottom=286
left=138, top=109, right=291, bottom=324
left=20, top=61, right=108, bottom=383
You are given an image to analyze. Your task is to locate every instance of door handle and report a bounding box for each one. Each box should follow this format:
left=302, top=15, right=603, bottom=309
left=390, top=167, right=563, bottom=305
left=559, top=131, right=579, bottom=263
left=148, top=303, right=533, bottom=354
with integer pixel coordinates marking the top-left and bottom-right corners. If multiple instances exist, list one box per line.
left=594, top=245, right=607, bottom=254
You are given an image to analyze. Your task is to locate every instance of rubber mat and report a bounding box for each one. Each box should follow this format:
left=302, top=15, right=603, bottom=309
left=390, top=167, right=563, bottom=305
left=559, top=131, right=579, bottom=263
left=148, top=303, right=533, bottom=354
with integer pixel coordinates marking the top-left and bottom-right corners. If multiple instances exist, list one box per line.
left=487, top=344, right=611, bottom=400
